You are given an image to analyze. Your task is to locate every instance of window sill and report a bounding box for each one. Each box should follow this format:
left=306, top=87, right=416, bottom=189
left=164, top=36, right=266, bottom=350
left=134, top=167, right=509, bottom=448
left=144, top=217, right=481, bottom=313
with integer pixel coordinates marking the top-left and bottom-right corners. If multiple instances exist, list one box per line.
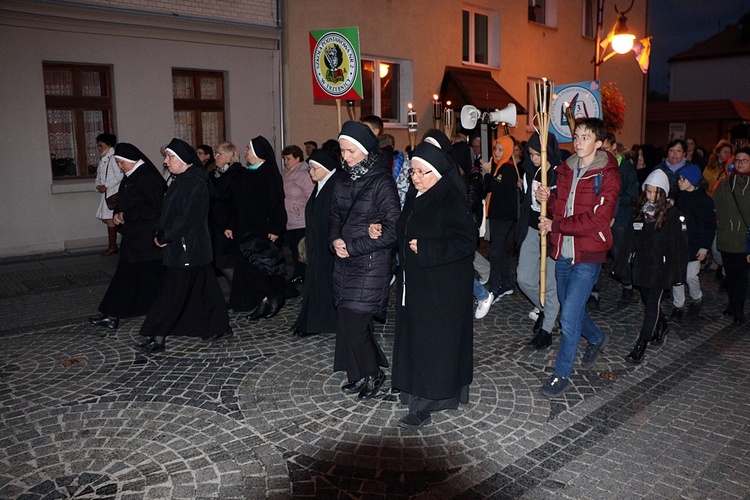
left=51, top=179, right=95, bottom=195
left=461, top=61, right=500, bottom=71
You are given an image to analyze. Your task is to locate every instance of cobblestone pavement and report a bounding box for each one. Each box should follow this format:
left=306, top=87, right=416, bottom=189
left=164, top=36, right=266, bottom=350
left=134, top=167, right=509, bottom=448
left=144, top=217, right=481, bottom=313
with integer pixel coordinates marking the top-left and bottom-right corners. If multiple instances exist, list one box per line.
left=1, top=249, right=748, bottom=499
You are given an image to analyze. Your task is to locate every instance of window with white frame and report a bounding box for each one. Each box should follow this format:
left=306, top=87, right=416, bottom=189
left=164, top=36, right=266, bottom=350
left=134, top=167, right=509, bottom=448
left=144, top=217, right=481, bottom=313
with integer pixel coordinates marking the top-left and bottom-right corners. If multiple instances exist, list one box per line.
left=462, top=6, right=500, bottom=68
left=172, top=69, right=225, bottom=148
left=361, top=57, right=413, bottom=124
left=43, top=62, right=114, bottom=178
left=582, top=0, right=596, bottom=38
left=528, top=0, right=558, bottom=28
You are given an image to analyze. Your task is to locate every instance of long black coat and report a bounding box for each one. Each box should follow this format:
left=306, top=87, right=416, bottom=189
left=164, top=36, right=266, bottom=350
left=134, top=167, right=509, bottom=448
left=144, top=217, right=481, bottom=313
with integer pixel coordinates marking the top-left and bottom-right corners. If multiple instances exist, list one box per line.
left=614, top=206, right=688, bottom=289
left=227, top=163, right=287, bottom=242
left=329, top=155, right=400, bottom=317
left=392, top=177, right=476, bottom=401
left=117, top=163, right=166, bottom=263
left=293, top=170, right=344, bottom=333
left=208, top=162, right=243, bottom=269
left=156, top=165, right=213, bottom=268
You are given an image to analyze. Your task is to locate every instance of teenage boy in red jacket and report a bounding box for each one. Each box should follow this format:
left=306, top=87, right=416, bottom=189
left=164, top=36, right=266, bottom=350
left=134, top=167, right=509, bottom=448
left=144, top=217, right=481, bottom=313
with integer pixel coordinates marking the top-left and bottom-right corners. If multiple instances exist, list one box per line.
left=536, top=118, right=620, bottom=397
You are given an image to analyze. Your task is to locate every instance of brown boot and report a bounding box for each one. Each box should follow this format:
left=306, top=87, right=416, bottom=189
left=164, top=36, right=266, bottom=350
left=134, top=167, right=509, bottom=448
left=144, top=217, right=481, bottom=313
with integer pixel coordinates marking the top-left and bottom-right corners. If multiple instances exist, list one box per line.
left=101, top=226, right=119, bottom=256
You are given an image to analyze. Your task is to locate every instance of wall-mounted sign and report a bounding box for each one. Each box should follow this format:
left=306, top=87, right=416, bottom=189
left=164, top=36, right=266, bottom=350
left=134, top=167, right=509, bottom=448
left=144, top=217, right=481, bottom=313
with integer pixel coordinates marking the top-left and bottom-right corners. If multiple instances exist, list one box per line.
left=550, top=81, right=602, bottom=143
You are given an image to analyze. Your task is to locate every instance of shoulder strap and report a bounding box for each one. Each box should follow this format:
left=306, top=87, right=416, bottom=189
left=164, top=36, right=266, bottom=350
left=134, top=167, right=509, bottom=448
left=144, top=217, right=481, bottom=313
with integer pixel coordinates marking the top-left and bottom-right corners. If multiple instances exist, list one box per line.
left=730, top=179, right=750, bottom=230
left=593, top=171, right=603, bottom=196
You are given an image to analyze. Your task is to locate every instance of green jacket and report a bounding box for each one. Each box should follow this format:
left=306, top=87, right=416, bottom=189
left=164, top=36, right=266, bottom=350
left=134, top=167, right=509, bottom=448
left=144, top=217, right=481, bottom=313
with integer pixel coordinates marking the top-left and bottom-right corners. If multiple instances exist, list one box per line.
left=713, top=173, right=750, bottom=254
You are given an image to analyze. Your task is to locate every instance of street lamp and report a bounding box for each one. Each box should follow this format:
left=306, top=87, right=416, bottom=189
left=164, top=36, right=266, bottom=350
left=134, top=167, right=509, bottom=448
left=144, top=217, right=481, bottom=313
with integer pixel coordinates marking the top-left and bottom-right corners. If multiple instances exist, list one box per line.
left=594, top=0, right=637, bottom=80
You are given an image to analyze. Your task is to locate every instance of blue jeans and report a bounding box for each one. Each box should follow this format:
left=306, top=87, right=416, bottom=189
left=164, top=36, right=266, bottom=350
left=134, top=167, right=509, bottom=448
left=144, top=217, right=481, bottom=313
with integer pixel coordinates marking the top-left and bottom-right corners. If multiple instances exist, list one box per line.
left=473, top=278, right=489, bottom=300
left=554, top=259, right=604, bottom=378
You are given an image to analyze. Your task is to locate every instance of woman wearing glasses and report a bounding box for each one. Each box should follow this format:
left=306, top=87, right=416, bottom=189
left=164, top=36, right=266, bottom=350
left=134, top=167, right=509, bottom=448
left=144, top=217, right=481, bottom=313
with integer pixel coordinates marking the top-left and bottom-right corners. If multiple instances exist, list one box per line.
left=138, top=138, right=230, bottom=352
left=391, top=141, right=477, bottom=429
left=208, top=142, right=243, bottom=284
left=712, top=147, right=750, bottom=323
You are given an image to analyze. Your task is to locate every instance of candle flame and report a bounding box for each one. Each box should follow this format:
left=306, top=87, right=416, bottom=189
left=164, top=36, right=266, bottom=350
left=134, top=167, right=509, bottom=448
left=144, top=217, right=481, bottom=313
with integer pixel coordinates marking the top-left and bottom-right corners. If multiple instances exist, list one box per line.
left=408, top=102, right=413, bottom=109
left=446, top=100, right=452, bottom=107
left=433, top=94, right=439, bottom=101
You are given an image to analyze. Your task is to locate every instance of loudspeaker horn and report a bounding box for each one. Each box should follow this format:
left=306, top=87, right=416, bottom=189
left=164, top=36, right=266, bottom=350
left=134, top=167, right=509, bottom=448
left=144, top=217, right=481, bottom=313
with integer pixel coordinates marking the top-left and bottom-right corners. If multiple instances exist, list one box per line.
left=486, top=103, right=517, bottom=128
left=460, top=105, right=482, bottom=130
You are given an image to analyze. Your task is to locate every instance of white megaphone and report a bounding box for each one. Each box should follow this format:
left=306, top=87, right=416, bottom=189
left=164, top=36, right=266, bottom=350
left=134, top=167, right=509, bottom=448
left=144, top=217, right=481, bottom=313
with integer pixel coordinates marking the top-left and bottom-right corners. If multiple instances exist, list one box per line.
left=487, top=103, right=517, bottom=127
left=460, top=105, right=482, bottom=130
left=460, top=103, right=517, bottom=129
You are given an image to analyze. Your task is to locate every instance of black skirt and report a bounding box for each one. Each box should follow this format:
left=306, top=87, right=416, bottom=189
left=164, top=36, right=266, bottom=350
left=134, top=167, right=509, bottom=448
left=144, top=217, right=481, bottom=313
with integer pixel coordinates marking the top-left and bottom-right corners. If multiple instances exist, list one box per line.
left=99, top=259, right=164, bottom=319
left=140, top=264, right=229, bottom=338
left=228, top=251, right=285, bottom=311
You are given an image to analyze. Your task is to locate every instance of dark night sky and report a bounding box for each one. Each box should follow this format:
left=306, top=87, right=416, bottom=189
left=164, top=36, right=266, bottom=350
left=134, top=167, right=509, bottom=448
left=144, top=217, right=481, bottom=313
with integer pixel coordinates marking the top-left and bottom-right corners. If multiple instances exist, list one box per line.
left=647, top=0, right=748, bottom=94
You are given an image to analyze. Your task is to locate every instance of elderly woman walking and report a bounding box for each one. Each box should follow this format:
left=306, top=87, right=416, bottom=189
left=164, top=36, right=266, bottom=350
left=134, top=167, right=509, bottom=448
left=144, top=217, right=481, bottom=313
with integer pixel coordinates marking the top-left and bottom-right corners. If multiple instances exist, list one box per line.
left=391, top=142, right=476, bottom=429
left=138, top=138, right=230, bottom=353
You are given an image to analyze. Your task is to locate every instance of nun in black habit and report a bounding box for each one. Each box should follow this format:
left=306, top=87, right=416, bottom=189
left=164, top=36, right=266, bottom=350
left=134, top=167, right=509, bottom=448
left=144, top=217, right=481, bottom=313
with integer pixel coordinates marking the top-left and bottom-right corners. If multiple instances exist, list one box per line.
left=292, top=149, right=344, bottom=337
left=89, top=142, right=166, bottom=330
left=226, top=136, right=288, bottom=318
left=392, top=141, right=476, bottom=429
left=138, top=138, right=230, bottom=353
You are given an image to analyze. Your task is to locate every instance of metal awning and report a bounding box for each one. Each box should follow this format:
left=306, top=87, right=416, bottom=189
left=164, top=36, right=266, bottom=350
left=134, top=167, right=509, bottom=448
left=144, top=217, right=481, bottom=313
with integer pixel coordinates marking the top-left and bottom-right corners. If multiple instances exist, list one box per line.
left=438, top=66, right=527, bottom=115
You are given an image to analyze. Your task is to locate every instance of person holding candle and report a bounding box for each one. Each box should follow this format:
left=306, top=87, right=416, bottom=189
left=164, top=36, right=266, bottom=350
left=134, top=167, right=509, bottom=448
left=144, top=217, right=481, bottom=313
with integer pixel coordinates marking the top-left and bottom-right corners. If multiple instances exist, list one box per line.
left=536, top=118, right=620, bottom=397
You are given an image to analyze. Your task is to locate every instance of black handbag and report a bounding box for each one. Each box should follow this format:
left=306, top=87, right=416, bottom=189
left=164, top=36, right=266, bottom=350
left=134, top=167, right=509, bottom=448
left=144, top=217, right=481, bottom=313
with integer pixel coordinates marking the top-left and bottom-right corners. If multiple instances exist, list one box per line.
left=239, top=236, right=285, bottom=276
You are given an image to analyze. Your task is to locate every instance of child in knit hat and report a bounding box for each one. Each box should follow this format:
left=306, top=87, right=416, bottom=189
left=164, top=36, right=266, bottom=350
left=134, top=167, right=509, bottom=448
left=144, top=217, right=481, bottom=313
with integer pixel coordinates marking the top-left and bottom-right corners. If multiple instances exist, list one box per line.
left=671, top=164, right=717, bottom=320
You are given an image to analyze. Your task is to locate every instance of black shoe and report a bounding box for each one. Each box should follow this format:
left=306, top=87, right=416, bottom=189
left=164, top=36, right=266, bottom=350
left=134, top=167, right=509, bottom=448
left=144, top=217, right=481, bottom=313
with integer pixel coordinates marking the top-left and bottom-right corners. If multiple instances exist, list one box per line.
left=586, top=293, right=600, bottom=311
left=265, top=296, right=285, bottom=319
left=247, top=300, right=272, bottom=320
left=625, top=338, right=648, bottom=364
left=341, top=377, right=366, bottom=394
left=650, top=318, right=669, bottom=346
left=202, top=327, right=232, bottom=341
left=532, top=312, right=545, bottom=334
left=139, top=340, right=165, bottom=353
left=670, top=307, right=685, bottom=323
left=358, top=370, right=386, bottom=400
left=292, top=329, right=319, bottom=338
left=529, top=329, right=552, bottom=350
left=734, top=312, right=746, bottom=324
left=723, top=300, right=735, bottom=316
left=89, top=315, right=119, bottom=329
left=687, top=297, right=704, bottom=317
left=290, top=276, right=304, bottom=285
left=397, top=411, right=431, bottom=429
left=618, top=287, right=634, bottom=307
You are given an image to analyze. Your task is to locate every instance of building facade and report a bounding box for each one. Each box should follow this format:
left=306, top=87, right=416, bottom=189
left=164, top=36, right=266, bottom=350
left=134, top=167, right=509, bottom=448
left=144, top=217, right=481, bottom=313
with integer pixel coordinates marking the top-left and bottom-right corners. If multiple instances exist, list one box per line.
left=281, top=0, right=648, bottom=156
left=0, top=0, right=282, bottom=257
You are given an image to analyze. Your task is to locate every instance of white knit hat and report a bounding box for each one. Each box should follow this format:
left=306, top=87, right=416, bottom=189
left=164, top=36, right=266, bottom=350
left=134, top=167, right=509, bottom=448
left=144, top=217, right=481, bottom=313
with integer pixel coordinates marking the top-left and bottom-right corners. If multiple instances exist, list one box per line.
left=643, top=169, right=670, bottom=196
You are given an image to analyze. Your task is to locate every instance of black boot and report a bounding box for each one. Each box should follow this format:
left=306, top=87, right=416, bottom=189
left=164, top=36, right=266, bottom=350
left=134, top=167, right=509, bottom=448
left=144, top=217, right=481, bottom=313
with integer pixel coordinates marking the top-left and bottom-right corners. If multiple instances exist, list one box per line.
left=532, top=312, right=545, bottom=334
left=529, top=329, right=552, bottom=350
left=650, top=317, right=669, bottom=346
left=626, top=338, right=649, bottom=364
left=358, top=370, right=386, bottom=400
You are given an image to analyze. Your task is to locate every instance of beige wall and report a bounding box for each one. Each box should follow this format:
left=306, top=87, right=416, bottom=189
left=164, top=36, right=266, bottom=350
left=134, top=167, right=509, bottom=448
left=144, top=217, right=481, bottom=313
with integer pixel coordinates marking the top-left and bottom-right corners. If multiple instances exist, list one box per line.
left=0, top=0, right=281, bottom=257
left=281, top=0, right=648, bottom=151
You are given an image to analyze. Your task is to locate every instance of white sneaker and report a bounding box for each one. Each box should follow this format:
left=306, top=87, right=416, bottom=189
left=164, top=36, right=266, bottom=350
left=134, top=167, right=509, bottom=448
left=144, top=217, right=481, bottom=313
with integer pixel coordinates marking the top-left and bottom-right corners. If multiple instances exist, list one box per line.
left=528, top=307, right=540, bottom=321
left=475, top=292, right=494, bottom=319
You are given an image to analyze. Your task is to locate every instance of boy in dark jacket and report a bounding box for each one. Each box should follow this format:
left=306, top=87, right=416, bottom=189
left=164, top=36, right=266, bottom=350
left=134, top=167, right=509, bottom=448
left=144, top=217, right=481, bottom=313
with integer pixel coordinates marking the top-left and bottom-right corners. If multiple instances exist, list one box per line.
left=536, top=118, right=620, bottom=398
left=671, top=164, right=716, bottom=320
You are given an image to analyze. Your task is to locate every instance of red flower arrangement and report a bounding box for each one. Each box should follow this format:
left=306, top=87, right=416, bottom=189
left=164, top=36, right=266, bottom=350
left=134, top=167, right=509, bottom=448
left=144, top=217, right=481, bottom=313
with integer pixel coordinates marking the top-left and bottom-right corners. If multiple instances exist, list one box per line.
left=601, top=82, right=625, bottom=132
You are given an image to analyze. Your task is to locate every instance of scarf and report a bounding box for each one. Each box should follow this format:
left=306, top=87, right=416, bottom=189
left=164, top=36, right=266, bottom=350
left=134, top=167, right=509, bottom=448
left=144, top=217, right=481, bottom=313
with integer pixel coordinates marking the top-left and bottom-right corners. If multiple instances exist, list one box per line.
left=642, top=201, right=656, bottom=222
left=343, top=149, right=381, bottom=181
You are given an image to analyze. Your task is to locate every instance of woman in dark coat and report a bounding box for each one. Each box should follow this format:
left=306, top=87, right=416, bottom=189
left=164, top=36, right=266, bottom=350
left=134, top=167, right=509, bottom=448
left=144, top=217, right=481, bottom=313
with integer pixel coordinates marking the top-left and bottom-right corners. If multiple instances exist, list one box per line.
left=391, top=142, right=477, bottom=429
left=138, top=138, right=230, bottom=353
left=89, top=143, right=166, bottom=330
left=208, top=141, right=244, bottom=283
left=226, top=136, right=288, bottom=318
left=330, top=121, right=400, bottom=401
left=481, top=135, right=519, bottom=298
left=292, top=149, right=344, bottom=337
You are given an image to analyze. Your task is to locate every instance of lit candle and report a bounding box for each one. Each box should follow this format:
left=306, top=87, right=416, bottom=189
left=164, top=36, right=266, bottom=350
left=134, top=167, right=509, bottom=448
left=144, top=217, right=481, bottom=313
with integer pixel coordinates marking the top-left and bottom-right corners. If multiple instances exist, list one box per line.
left=407, top=102, right=418, bottom=151
left=443, top=100, right=454, bottom=138
left=432, top=94, right=442, bottom=129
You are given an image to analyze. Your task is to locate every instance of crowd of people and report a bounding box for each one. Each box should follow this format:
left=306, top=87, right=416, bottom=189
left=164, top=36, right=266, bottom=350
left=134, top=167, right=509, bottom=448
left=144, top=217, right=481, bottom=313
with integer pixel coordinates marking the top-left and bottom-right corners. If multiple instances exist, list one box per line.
left=88, top=117, right=749, bottom=429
